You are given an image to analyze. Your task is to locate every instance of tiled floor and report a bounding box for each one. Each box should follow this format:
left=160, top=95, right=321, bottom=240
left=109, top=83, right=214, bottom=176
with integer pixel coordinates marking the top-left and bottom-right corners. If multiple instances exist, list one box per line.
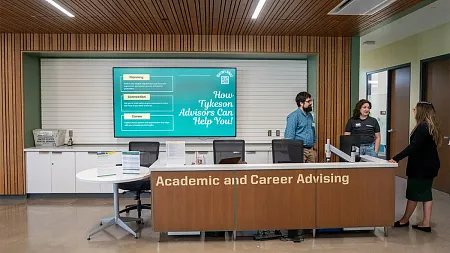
left=1, top=177, right=450, bottom=253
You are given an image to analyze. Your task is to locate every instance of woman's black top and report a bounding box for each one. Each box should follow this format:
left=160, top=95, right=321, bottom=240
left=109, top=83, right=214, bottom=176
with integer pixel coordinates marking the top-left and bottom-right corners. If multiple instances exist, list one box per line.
left=393, top=122, right=440, bottom=179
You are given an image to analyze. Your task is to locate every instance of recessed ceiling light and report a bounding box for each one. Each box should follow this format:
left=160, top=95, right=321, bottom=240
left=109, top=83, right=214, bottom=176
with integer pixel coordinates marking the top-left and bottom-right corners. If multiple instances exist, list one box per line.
left=46, top=0, right=75, bottom=17
left=251, top=0, right=267, bottom=19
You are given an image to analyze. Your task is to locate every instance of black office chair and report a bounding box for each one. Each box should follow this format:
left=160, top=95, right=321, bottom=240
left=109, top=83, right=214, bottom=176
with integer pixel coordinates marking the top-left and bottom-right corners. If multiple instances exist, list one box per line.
left=118, top=141, right=160, bottom=223
left=213, top=139, right=246, bottom=164
left=272, top=139, right=304, bottom=163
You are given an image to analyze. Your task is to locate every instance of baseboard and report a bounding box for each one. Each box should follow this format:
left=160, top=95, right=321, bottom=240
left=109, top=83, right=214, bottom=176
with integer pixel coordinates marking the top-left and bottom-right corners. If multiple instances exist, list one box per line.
left=0, top=195, right=27, bottom=200
left=26, top=192, right=151, bottom=198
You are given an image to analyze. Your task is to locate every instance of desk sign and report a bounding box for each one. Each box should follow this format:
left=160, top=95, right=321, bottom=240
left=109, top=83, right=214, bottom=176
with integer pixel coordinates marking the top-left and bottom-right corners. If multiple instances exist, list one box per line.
left=151, top=169, right=395, bottom=232
left=122, top=151, right=140, bottom=174
left=155, top=172, right=350, bottom=186
left=96, top=152, right=117, bottom=177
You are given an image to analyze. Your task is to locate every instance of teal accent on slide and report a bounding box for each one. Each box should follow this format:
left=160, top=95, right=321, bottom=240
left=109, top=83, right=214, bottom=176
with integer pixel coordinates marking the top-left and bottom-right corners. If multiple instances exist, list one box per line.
left=113, top=67, right=237, bottom=137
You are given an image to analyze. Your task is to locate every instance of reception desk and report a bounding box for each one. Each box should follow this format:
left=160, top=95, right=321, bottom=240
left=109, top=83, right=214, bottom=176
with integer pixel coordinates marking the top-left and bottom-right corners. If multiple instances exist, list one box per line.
left=150, top=155, right=397, bottom=238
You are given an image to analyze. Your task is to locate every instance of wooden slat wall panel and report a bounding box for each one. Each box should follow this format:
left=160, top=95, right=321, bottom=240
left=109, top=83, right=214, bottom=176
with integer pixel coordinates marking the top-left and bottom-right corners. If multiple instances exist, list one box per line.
left=0, top=33, right=350, bottom=195
left=0, top=33, right=24, bottom=195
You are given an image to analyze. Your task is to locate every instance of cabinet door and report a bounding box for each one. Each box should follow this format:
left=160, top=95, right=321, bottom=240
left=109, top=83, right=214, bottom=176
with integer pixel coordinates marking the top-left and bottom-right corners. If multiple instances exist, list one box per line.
left=198, top=151, right=213, bottom=164
left=267, top=151, right=273, bottom=164
left=51, top=152, right=76, bottom=193
left=26, top=152, right=52, bottom=193
left=185, top=151, right=197, bottom=165
left=245, top=151, right=268, bottom=164
left=75, top=152, right=101, bottom=193
left=156, top=151, right=167, bottom=165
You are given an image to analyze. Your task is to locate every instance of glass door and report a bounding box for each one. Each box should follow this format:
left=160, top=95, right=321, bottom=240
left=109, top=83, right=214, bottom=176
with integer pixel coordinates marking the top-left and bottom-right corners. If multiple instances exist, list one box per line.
left=366, top=71, right=388, bottom=159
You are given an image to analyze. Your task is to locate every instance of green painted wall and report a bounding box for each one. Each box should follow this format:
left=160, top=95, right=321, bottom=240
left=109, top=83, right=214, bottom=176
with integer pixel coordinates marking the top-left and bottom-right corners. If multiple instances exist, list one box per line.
left=360, top=21, right=450, bottom=130
left=23, top=54, right=41, bottom=148
left=351, top=36, right=360, bottom=113
left=307, top=55, right=318, bottom=117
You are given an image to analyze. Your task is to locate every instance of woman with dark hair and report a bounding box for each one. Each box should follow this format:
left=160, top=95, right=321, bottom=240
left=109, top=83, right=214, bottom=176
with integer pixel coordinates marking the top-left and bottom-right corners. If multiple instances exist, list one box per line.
left=344, top=99, right=381, bottom=157
left=390, top=101, right=442, bottom=232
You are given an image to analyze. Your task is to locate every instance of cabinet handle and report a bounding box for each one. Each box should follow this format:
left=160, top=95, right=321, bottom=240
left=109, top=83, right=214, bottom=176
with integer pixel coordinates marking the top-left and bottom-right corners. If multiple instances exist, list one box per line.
left=246, top=151, right=256, bottom=154
left=38, top=151, right=49, bottom=154
left=52, top=152, right=63, bottom=154
left=186, top=151, right=196, bottom=154
left=198, top=151, right=208, bottom=154
left=88, top=151, right=98, bottom=154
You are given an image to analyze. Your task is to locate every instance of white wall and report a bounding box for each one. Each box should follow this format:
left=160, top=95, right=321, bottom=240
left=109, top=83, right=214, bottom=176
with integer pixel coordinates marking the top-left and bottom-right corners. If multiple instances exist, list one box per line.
left=41, top=58, right=307, bottom=144
left=360, top=21, right=450, bottom=130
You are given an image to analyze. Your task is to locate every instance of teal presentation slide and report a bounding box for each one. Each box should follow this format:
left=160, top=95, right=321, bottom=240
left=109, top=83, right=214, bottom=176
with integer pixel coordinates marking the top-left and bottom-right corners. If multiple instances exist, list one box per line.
left=113, top=67, right=236, bottom=137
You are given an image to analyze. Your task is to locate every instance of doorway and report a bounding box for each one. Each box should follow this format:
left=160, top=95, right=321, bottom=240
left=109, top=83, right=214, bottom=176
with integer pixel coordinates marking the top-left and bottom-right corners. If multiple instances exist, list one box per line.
left=367, top=64, right=411, bottom=178
left=421, top=55, right=450, bottom=193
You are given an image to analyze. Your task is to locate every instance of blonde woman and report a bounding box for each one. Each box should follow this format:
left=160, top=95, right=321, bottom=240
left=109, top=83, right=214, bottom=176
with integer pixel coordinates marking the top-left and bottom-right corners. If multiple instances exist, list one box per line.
left=389, top=101, right=442, bottom=232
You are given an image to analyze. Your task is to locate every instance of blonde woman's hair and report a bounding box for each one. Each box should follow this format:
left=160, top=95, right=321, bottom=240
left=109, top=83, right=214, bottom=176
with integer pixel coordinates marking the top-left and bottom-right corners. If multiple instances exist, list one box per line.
left=413, top=101, right=442, bottom=147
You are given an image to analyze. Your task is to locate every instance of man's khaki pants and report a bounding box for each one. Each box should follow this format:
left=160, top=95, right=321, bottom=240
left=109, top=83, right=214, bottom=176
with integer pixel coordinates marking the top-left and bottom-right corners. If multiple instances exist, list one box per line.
left=304, top=148, right=316, bottom=163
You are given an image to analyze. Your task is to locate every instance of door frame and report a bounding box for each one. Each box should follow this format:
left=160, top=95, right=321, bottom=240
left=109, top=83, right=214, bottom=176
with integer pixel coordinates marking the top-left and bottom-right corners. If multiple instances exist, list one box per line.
left=420, top=53, right=450, bottom=100
left=366, top=63, right=411, bottom=159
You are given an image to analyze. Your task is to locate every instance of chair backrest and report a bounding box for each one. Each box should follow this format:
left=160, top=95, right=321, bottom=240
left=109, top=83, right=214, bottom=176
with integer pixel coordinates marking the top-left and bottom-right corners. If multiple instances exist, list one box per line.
left=272, top=139, right=304, bottom=163
left=129, top=142, right=160, bottom=167
left=213, top=140, right=245, bottom=164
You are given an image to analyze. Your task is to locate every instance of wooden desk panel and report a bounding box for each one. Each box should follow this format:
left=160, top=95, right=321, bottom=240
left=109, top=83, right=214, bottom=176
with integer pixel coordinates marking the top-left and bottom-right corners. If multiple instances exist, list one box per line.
left=235, top=170, right=316, bottom=230
left=151, top=171, right=235, bottom=232
left=316, top=168, right=395, bottom=228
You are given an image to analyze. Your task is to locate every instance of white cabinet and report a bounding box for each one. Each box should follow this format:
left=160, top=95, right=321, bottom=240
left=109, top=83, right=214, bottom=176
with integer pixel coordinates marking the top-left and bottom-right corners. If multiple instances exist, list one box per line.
left=198, top=151, right=214, bottom=164
left=75, top=152, right=101, bottom=193
left=245, top=151, right=269, bottom=164
left=185, top=151, right=197, bottom=165
left=156, top=151, right=196, bottom=165
left=25, top=145, right=273, bottom=194
left=26, top=151, right=75, bottom=193
left=26, top=152, right=52, bottom=193
left=51, top=152, right=76, bottom=193
left=193, top=151, right=269, bottom=164
left=157, top=151, right=167, bottom=165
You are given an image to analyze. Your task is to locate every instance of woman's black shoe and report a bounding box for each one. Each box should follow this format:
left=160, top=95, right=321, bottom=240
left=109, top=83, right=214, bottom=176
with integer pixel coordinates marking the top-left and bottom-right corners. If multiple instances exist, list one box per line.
left=412, top=225, right=431, bottom=232
left=393, top=221, right=410, bottom=227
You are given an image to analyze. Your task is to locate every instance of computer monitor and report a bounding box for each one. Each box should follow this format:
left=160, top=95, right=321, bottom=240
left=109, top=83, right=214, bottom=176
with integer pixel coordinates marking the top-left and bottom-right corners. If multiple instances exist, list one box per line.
left=272, top=139, right=304, bottom=164
left=339, top=135, right=361, bottom=162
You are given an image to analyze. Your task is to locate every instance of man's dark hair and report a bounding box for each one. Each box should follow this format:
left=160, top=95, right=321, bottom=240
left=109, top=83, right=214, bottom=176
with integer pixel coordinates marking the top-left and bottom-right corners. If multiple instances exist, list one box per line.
left=295, top=92, right=311, bottom=107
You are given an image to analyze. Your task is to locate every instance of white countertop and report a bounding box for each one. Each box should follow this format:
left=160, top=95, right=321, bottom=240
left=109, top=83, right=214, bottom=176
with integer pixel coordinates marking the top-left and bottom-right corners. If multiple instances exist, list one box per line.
left=23, top=143, right=272, bottom=152
left=149, top=155, right=397, bottom=171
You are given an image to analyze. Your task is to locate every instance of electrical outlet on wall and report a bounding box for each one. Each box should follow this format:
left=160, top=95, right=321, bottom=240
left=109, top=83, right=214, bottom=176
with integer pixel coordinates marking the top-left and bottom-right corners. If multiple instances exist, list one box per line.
left=276, top=130, right=280, bottom=136
left=268, top=130, right=272, bottom=136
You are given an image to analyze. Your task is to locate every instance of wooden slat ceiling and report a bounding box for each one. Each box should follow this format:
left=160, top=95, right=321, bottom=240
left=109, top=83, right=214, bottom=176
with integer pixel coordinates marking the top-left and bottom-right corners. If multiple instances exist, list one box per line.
left=0, top=0, right=424, bottom=36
